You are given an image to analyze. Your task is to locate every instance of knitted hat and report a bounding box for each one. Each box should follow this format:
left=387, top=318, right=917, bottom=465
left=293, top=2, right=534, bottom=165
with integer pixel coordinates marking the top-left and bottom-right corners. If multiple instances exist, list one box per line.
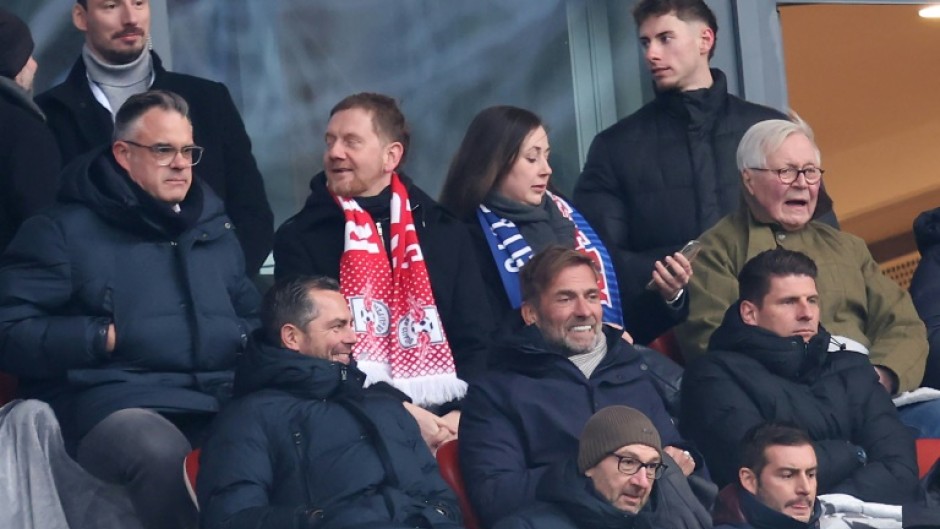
left=578, top=406, right=663, bottom=473
left=0, top=9, right=34, bottom=79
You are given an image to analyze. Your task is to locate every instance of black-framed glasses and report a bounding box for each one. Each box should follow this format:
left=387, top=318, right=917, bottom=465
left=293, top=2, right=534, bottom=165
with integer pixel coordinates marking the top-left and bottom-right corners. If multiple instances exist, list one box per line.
left=123, top=140, right=204, bottom=167
left=749, top=166, right=824, bottom=185
left=610, top=454, right=667, bottom=479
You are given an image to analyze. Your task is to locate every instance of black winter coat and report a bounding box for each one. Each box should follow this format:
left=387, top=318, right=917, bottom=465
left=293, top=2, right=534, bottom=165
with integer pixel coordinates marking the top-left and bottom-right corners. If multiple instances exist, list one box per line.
left=574, top=69, right=837, bottom=321
left=462, top=209, right=687, bottom=346
left=0, top=147, right=260, bottom=444
left=197, top=337, right=462, bottom=529
left=0, top=78, right=59, bottom=251
left=493, top=459, right=710, bottom=529
left=273, top=172, right=493, bottom=382
left=712, top=485, right=821, bottom=529
left=679, top=304, right=918, bottom=503
left=35, top=53, right=274, bottom=275
left=912, top=207, right=940, bottom=389
left=459, top=325, right=693, bottom=527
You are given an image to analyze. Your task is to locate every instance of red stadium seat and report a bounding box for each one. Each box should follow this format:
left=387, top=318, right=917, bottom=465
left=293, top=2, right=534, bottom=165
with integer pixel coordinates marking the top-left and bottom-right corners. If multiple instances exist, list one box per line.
left=648, top=330, right=684, bottom=366
left=0, top=372, right=17, bottom=406
left=436, top=440, right=482, bottom=529
left=184, top=448, right=201, bottom=509
left=916, top=438, right=940, bottom=479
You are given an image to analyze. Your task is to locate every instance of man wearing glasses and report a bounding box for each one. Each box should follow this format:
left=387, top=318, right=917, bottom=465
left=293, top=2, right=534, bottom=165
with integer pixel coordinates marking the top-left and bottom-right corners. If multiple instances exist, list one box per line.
left=675, top=119, right=930, bottom=412
left=494, top=406, right=711, bottom=529
left=0, top=89, right=260, bottom=529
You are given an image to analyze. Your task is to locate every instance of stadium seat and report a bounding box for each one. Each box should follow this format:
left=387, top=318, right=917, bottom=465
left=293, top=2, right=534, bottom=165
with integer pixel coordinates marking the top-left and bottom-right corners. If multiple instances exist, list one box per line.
left=184, top=448, right=201, bottom=509
left=916, top=438, right=940, bottom=479
left=436, top=440, right=482, bottom=529
left=648, top=330, right=684, bottom=366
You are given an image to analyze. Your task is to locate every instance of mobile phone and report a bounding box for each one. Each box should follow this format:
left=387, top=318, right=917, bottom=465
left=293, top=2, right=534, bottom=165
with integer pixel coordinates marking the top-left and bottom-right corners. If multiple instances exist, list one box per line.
left=646, top=240, right=703, bottom=290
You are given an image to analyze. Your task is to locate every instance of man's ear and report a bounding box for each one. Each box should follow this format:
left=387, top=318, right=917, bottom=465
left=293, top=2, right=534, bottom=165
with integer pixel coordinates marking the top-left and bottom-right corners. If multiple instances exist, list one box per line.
left=280, top=323, right=301, bottom=351
left=521, top=302, right=538, bottom=326
left=383, top=142, right=404, bottom=173
left=739, top=467, right=759, bottom=495
left=72, top=3, right=88, bottom=32
left=699, top=26, right=715, bottom=56
left=740, top=299, right=759, bottom=326
left=112, top=142, right=132, bottom=173
left=741, top=169, right=756, bottom=195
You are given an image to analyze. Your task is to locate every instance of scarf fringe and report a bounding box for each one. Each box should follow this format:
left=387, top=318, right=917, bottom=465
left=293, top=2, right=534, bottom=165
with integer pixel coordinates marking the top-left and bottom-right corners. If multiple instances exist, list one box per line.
left=358, top=360, right=467, bottom=407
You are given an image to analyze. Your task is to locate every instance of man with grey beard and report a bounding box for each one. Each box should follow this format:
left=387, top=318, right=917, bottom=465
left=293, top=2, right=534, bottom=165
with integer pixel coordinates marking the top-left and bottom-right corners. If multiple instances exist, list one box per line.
left=458, top=246, right=711, bottom=528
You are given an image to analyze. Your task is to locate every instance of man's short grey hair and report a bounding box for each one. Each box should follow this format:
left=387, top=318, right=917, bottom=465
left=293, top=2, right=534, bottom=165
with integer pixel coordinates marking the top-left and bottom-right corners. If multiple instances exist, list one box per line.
left=736, top=118, right=821, bottom=173
left=112, top=90, right=190, bottom=143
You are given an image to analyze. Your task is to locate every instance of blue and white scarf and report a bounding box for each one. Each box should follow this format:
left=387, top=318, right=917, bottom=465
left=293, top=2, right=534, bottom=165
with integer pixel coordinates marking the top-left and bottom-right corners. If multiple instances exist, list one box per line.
left=477, top=192, right=623, bottom=326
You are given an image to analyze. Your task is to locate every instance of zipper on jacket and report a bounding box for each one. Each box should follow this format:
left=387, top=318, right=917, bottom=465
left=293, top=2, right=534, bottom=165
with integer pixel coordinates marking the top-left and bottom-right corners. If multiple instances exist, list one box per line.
left=340, top=365, right=347, bottom=381
left=292, top=431, right=314, bottom=502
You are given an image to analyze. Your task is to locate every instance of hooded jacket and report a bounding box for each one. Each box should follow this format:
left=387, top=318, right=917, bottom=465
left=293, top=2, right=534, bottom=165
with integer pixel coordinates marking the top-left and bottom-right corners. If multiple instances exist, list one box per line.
left=35, top=52, right=273, bottom=275
left=493, top=458, right=711, bottom=529
left=197, top=336, right=462, bottom=529
left=912, top=207, right=940, bottom=389
left=679, top=304, right=918, bottom=504
left=458, top=324, right=690, bottom=527
left=0, top=146, right=260, bottom=444
left=273, top=172, right=493, bottom=383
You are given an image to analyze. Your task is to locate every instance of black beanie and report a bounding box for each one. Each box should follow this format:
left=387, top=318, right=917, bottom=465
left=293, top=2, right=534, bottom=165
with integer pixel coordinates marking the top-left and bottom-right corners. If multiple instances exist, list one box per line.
left=578, top=406, right=663, bottom=473
left=0, top=8, right=34, bottom=79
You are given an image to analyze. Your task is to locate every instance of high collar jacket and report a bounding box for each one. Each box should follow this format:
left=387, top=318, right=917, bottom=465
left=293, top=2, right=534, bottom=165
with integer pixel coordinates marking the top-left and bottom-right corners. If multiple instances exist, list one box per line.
left=680, top=306, right=918, bottom=504
left=0, top=146, right=260, bottom=444
left=35, top=52, right=273, bottom=274
left=458, top=325, right=687, bottom=527
left=197, top=337, right=462, bottom=529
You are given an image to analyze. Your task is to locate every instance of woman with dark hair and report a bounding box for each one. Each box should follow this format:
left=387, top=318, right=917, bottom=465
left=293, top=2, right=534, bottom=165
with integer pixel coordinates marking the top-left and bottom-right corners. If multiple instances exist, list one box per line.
left=440, top=106, right=690, bottom=344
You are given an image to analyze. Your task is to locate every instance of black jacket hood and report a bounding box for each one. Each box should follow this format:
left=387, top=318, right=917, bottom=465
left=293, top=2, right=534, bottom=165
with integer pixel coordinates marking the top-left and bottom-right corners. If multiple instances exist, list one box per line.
left=234, top=332, right=367, bottom=400
left=55, top=145, right=219, bottom=239
left=709, top=301, right=831, bottom=381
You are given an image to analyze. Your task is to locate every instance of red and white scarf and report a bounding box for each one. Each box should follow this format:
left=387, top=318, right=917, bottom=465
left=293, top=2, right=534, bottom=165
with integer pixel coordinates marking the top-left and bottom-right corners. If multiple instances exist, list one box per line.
left=332, top=173, right=466, bottom=406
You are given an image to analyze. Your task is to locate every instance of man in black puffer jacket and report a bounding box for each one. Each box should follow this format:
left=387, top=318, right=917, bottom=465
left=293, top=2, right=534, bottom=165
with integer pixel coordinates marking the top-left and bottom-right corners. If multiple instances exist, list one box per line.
left=197, top=275, right=462, bottom=529
left=680, top=248, right=919, bottom=504
left=573, top=0, right=836, bottom=321
left=0, top=90, right=260, bottom=529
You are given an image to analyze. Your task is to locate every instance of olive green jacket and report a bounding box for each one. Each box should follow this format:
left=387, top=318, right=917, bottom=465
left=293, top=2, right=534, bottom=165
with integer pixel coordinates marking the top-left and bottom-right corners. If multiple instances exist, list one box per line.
left=675, top=208, right=927, bottom=393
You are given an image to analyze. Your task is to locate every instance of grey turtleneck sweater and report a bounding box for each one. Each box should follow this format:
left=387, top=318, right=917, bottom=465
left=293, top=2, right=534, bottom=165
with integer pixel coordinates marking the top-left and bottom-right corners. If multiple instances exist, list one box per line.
left=82, top=44, right=153, bottom=117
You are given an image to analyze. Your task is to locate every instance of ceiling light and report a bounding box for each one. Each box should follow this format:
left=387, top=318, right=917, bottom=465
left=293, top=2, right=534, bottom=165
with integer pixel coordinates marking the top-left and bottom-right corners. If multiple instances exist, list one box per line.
left=920, top=5, right=940, bottom=18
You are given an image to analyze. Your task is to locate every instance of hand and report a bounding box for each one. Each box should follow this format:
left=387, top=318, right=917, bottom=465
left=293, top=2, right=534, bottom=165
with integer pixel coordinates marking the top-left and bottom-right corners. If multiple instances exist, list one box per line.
left=438, top=410, right=460, bottom=438
left=651, top=253, right=692, bottom=302
left=664, top=445, right=695, bottom=477
left=873, top=366, right=897, bottom=395
left=106, top=323, right=116, bottom=353
left=403, top=402, right=455, bottom=455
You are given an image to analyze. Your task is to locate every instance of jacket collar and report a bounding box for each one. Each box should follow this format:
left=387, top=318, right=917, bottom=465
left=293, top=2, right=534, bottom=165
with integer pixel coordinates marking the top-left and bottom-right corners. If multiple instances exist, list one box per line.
left=234, top=330, right=367, bottom=399
left=719, top=485, right=821, bottom=529
left=490, top=324, right=638, bottom=376
left=536, top=460, right=654, bottom=529
left=708, top=301, right=831, bottom=381
left=0, top=76, right=45, bottom=120
left=655, top=68, right=728, bottom=128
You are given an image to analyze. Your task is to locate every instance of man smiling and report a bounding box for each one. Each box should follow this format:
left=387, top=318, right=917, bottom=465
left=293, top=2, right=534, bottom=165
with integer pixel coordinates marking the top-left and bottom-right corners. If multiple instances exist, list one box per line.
left=460, top=247, right=711, bottom=527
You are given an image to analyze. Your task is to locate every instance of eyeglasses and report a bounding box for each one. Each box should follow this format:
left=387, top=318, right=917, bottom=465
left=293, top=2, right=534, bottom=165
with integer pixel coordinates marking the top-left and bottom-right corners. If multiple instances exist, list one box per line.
left=749, top=167, right=824, bottom=185
left=123, top=140, right=204, bottom=167
left=610, top=454, right=667, bottom=479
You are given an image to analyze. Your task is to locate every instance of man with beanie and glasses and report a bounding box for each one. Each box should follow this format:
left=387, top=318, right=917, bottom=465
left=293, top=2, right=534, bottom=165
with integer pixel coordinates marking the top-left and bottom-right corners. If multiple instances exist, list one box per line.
left=0, top=8, right=60, bottom=252
left=494, top=406, right=711, bottom=529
